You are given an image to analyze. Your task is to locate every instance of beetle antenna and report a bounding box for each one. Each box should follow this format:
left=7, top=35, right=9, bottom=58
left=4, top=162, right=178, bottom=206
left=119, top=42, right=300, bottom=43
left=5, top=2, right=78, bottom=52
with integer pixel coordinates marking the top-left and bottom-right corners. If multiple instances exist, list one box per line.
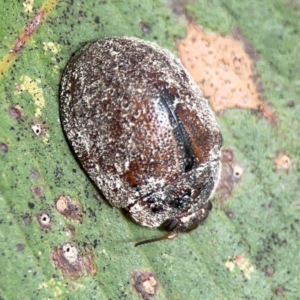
left=134, top=232, right=178, bottom=247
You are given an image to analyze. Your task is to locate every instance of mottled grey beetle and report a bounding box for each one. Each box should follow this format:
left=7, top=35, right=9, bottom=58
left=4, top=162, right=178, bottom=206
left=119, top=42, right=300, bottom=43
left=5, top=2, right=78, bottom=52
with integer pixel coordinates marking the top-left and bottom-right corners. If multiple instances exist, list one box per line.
left=60, top=37, right=222, bottom=246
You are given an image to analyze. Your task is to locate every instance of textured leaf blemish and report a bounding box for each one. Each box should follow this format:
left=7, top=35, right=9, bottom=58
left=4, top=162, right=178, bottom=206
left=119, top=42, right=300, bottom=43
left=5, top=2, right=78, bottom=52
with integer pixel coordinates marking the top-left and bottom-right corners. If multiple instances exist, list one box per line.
left=132, top=271, right=159, bottom=300
left=51, top=242, right=96, bottom=280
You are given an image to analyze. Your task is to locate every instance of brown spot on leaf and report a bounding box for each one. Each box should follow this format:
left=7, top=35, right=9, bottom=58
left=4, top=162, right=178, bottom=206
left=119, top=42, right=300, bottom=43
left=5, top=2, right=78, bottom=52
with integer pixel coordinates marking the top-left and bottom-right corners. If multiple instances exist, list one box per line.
left=51, top=242, right=96, bottom=280
left=8, top=106, right=23, bottom=119
left=274, top=287, right=284, bottom=297
left=178, top=23, right=272, bottom=118
left=65, top=225, right=76, bottom=237
left=140, top=22, right=151, bottom=34
left=264, top=266, right=275, bottom=277
left=0, top=142, right=8, bottom=154
left=274, top=152, right=292, bottom=172
left=286, top=100, right=295, bottom=108
left=216, top=149, right=244, bottom=202
left=32, top=185, right=44, bottom=198
left=55, top=195, right=84, bottom=222
left=37, top=212, right=52, bottom=230
left=132, top=271, right=158, bottom=300
left=225, top=210, right=234, bottom=218
left=30, top=168, right=40, bottom=179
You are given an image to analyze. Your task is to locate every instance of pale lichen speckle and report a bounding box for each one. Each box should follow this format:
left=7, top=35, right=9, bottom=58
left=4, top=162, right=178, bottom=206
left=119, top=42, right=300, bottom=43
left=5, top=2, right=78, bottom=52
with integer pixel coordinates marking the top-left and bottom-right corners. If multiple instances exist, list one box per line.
left=38, top=278, right=65, bottom=298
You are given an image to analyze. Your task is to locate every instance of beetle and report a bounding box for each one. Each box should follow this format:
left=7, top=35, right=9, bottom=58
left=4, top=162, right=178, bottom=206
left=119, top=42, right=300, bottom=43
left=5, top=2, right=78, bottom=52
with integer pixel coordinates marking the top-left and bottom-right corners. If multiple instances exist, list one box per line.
left=60, top=37, right=222, bottom=246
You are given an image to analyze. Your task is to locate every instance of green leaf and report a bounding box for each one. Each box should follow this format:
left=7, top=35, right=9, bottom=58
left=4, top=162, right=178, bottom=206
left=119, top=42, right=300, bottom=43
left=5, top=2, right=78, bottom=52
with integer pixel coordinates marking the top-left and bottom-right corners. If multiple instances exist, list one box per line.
left=0, top=0, right=299, bottom=299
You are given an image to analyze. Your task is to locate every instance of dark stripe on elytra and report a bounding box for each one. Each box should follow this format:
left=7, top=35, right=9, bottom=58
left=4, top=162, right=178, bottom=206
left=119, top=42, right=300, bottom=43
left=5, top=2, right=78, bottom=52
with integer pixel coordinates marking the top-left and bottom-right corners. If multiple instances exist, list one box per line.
left=158, top=89, right=194, bottom=172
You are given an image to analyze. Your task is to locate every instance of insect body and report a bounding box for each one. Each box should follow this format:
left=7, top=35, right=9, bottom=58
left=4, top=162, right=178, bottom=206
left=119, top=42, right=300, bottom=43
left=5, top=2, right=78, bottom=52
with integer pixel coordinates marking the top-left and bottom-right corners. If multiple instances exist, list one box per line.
left=60, top=37, right=222, bottom=245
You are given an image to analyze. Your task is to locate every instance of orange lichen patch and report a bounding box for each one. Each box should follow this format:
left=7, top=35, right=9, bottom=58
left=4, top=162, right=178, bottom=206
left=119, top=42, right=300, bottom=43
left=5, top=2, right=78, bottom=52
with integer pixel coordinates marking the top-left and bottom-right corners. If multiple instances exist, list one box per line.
left=0, top=0, right=57, bottom=77
left=274, top=152, right=292, bottom=171
left=178, top=23, right=265, bottom=113
left=51, top=243, right=96, bottom=280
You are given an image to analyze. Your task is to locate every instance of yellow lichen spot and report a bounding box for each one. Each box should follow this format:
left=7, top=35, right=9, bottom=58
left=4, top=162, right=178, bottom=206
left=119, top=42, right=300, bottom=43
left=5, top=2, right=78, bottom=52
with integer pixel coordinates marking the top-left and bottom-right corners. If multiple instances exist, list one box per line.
left=224, top=260, right=235, bottom=272
left=16, top=75, right=45, bottom=118
left=39, top=278, right=69, bottom=297
left=43, top=42, right=62, bottom=54
left=42, top=135, right=49, bottom=144
left=23, top=0, right=34, bottom=13
left=225, top=255, right=254, bottom=279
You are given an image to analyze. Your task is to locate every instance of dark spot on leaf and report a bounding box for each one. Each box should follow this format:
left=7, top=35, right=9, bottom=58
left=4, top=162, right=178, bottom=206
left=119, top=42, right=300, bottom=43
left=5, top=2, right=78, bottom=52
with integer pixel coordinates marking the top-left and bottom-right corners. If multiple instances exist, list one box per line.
left=28, top=202, right=35, bottom=209
left=87, top=207, right=97, bottom=219
left=93, top=193, right=104, bottom=205
left=15, top=243, right=25, bottom=252
left=286, top=100, right=295, bottom=108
